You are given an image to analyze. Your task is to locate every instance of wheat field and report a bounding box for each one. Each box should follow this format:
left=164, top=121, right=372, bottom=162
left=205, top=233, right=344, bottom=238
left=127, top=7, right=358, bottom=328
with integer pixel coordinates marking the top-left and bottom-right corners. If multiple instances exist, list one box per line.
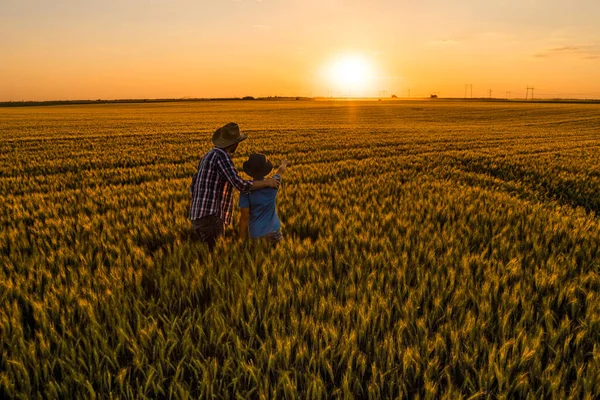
left=1, top=100, right=599, bottom=398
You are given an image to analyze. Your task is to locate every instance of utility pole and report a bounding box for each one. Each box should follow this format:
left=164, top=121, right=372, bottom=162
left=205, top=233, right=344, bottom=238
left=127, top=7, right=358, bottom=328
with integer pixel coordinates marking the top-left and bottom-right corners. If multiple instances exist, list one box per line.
left=525, top=86, right=535, bottom=100
left=506, top=91, right=511, bottom=99
left=464, top=84, right=473, bottom=98
left=488, top=89, right=492, bottom=98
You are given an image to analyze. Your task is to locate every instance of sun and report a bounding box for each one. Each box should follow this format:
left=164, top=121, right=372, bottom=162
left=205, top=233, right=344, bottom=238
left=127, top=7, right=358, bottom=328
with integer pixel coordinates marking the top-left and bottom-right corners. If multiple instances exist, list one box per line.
left=326, top=54, right=375, bottom=96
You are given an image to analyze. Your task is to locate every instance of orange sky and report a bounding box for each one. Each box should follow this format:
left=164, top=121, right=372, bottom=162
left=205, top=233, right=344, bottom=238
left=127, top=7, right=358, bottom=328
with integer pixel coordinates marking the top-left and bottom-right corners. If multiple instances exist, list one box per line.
left=2, top=0, right=600, bottom=101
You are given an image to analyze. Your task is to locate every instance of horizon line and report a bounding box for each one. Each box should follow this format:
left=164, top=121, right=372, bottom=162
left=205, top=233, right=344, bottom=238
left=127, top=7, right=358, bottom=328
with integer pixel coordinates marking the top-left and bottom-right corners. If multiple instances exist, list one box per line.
left=2, top=96, right=600, bottom=108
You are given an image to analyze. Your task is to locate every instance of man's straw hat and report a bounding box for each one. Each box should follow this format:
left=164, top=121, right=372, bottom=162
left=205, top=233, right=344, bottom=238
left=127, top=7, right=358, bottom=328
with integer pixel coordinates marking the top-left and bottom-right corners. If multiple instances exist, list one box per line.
left=212, top=122, right=248, bottom=148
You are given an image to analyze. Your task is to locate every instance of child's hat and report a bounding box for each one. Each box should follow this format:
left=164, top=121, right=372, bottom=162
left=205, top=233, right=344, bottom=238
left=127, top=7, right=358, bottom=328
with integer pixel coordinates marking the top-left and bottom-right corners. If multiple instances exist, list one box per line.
left=243, top=153, right=273, bottom=179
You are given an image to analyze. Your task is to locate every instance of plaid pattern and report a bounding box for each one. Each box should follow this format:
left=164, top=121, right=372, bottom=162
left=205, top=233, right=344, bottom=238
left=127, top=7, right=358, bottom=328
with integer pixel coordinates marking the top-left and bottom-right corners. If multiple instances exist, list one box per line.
left=189, top=148, right=252, bottom=224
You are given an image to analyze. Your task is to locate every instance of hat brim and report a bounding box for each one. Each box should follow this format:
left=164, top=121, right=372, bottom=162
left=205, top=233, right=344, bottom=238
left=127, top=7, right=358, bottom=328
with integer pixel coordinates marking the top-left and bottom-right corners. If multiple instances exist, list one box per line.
left=212, top=133, right=248, bottom=149
left=243, top=159, right=273, bottom=180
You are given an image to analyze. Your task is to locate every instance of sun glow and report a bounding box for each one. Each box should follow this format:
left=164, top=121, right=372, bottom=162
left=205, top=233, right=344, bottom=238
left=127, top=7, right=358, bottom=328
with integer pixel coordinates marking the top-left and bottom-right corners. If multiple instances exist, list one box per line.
left=325, top=54, right=375, bottom=97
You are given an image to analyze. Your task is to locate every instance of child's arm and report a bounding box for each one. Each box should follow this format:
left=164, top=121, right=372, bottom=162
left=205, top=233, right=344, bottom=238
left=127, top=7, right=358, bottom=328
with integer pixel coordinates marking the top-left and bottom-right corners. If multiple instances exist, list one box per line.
left=239, top=208, right=250, bottom=240
left=275, top=160, right=291, bottom=177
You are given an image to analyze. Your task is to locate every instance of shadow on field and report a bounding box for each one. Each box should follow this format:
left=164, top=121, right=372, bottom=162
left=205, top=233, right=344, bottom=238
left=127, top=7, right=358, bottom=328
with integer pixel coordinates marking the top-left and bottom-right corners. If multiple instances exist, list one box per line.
left=287, top=224, right=320, bottom=242
left=135, top=229, right=195, bottom=255
left=134, top=221, right=321, bottom=260
left=138, top=262, right=213, bottom=314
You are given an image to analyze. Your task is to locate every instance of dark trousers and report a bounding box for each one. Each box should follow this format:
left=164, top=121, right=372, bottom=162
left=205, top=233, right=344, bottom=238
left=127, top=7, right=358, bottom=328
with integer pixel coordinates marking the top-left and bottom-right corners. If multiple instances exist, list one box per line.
left=192, top=215, right=224, bottom=250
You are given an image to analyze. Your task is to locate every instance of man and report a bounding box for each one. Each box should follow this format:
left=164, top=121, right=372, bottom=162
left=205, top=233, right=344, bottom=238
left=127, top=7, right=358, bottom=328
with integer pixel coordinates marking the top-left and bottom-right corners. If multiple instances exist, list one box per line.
left=189, top=122, right=279, bottom=250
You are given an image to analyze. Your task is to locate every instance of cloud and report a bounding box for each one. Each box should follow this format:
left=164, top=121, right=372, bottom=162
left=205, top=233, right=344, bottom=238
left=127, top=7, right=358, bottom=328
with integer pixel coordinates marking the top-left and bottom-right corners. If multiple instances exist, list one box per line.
left=252, top=24, right=271, bottom=29
left=534, top=44, right=600, bottom=59
left=429, top=39, right=459, bottom=46
left=548, top=46, right=581, bottom=52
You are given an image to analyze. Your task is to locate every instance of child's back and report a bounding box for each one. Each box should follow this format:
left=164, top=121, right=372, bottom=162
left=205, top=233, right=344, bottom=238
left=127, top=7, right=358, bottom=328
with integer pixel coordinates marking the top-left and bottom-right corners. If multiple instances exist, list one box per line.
left=239, top=155, right=290, bottom=242
left=239, top=174, right=281, bottom=238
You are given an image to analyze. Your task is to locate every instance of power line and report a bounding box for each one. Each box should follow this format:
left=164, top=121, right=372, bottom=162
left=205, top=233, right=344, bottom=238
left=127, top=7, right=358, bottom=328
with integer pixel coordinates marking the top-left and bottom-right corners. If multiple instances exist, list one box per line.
left=533, top=90, right=600, bottom=97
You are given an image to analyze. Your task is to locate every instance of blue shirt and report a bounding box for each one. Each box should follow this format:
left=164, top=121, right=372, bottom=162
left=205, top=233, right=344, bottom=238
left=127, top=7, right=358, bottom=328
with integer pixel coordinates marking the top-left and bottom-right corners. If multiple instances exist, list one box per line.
left=239, top=174, right=281, bottom=238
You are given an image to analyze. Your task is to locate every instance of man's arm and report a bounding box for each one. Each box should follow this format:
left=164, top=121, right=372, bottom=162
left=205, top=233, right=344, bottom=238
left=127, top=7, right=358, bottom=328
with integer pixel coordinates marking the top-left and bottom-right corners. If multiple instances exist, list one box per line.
left=215, top=155, right=253, bottom=192
left=239, top=208, right=250, bottom=240
left=216, top=153, right=279, bottom=191
left=250, top=179, right=279, bottom=190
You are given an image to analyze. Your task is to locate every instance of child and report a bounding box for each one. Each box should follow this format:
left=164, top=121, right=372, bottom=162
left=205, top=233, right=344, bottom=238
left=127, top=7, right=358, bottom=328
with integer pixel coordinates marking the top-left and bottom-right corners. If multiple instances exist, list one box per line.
left=238, top=154, right=290, bottom=243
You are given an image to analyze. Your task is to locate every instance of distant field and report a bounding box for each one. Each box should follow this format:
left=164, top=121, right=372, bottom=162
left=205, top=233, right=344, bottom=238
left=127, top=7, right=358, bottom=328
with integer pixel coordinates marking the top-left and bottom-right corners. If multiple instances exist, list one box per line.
left=1, top=100, right=599, bottom=398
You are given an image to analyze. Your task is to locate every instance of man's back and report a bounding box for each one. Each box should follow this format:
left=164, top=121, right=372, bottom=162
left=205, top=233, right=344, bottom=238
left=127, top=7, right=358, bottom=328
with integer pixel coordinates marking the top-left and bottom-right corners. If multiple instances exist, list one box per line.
left=190, top=148, right=252, bottom=225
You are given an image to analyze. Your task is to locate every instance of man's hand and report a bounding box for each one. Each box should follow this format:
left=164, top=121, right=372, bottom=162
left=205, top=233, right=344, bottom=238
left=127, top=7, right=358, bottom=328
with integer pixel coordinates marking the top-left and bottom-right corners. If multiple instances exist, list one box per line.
left=265, top=177, right=280, bottom=189
left=250, top=178, right=279, bottom=191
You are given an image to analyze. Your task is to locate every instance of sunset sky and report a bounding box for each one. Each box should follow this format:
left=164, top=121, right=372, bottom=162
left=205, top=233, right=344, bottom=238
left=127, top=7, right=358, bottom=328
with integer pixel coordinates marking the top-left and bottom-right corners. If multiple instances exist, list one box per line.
left=2, top=0, right=600, bottom=101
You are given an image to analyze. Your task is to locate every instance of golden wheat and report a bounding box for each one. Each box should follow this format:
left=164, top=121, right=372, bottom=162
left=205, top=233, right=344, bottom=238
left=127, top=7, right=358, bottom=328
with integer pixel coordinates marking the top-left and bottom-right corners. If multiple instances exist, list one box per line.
left=1, top=100, right=599, bottom=398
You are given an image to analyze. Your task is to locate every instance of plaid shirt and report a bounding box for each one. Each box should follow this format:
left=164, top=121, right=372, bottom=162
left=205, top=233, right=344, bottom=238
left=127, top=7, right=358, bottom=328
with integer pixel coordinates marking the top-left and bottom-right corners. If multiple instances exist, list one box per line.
left=189, top=148, right=253, bottom=224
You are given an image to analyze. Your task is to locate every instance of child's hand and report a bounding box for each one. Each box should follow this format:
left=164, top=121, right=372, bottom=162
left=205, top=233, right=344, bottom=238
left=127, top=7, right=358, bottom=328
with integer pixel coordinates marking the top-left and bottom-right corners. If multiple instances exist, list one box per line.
left=279, top=160, right=291, bottom=173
